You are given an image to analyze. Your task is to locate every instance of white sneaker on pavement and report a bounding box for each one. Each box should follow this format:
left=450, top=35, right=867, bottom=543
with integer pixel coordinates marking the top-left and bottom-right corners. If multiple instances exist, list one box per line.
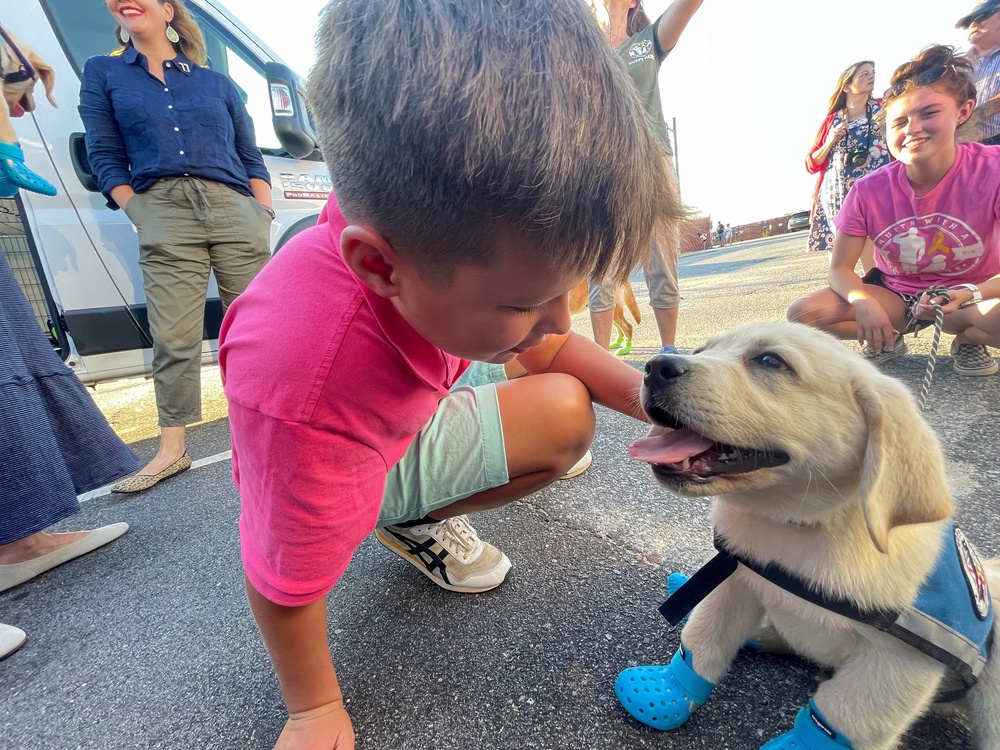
left=560, top=450, right=593, bottom=480
left=375, top=515, right=511, bottom=593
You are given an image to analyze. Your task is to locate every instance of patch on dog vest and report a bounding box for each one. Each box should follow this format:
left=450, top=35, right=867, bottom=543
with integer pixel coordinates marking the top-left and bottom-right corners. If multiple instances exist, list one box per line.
left=955, top=527, right=991, bottom=620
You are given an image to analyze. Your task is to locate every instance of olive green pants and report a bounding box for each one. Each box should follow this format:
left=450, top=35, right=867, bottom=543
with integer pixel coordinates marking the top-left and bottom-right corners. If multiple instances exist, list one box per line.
left=123, top=177, right=271, bottom=427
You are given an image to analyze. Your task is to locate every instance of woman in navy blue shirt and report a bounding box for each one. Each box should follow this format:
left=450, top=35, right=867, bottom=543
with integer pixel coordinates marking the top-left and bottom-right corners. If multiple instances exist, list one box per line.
left=80, top=0, right=272, bottom=492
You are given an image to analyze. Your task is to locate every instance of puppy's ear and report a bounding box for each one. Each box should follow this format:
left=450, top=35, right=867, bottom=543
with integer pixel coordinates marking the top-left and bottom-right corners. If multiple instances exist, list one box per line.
left=855, top=381, right=952, bottom=554
left=36, top=61, right=57, bottom=108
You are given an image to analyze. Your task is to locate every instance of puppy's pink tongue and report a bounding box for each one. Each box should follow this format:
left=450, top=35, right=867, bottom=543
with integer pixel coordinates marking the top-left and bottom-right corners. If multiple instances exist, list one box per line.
left=11, top=103, right=24, bottom=118
left=629, top=428, right=713, bottom=464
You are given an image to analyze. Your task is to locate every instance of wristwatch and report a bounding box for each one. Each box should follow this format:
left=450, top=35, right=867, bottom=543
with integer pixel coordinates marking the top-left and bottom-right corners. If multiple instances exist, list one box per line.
left=953, top=283, right=982, bottom=308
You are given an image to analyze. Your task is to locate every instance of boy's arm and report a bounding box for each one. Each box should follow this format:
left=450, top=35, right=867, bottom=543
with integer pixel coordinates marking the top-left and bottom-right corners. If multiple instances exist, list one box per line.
left=656, top=0, right=704, bottom=56
left=515, top=332, right=647, bottom=422
left=246, top=578, right=354, bottom=749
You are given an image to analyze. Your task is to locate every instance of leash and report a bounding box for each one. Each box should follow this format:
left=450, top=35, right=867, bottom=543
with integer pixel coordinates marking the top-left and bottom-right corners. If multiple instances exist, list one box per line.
left=0, top=25, right=36, bottom=84
left=912, top=285, right=950, bottom=412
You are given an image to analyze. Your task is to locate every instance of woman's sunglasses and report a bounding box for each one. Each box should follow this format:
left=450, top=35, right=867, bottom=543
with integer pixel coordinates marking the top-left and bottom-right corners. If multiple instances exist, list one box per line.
left=885, top=64, right=953, bottom=101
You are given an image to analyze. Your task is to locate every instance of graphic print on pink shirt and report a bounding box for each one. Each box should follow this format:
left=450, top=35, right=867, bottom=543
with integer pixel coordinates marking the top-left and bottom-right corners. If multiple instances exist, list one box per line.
left=875, top=214, right=985, bottom=278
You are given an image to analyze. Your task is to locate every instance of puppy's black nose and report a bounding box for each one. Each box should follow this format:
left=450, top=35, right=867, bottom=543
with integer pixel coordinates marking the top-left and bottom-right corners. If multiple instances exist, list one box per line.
left=645, top=355, right=688, bottom=388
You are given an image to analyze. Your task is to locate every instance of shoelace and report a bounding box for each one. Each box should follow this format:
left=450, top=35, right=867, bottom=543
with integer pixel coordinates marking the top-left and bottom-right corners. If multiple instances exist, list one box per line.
left=435, top=516, right=481, bottom=562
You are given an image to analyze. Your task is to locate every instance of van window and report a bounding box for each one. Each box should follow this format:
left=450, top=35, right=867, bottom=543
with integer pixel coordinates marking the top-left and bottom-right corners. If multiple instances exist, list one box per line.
left=41, top=0, right=280, bottom=151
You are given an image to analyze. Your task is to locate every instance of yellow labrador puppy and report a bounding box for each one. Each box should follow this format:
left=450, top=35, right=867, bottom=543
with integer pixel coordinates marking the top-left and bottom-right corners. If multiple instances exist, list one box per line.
left=616, top=322, right=999, bottom=750
left=1, top=26, right=56, bottom=140
left=0, top=26, right=57, bottom=196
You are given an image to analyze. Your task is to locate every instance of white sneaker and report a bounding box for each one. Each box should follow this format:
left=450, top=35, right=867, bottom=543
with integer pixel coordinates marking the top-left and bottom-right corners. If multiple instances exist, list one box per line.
left=0, top=624, right=26, bottom=660
left=560, top=450, right=593, bottom=480
left=374, top=515, right=511, bottom=593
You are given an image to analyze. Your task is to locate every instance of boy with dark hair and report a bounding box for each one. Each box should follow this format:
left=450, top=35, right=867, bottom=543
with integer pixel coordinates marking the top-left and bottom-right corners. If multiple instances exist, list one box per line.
left=219, top=0, right=683, bottom=745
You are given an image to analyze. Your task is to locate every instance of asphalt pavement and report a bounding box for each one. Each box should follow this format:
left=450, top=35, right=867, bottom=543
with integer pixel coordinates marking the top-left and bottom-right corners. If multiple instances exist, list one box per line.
left=2, top=233, right=997, bottom=749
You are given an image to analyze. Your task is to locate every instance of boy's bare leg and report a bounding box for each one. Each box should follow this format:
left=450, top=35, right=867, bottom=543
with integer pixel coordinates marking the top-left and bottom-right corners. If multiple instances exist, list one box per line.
left=429, top=372, right=594, bottom=519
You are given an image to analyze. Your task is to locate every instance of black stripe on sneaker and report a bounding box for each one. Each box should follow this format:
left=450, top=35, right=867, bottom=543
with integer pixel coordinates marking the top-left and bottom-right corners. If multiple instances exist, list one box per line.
left=387, top=531, right=452, bottom=585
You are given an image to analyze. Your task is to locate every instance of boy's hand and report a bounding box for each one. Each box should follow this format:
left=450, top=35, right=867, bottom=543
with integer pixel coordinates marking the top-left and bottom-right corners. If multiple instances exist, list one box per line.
left=275, top=700, right=354, bottom=749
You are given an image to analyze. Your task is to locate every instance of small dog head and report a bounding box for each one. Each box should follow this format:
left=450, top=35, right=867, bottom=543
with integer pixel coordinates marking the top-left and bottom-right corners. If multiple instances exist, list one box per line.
left=630, top=322, right=952, bottom=551
left=1, top=28, right=57, bottom=116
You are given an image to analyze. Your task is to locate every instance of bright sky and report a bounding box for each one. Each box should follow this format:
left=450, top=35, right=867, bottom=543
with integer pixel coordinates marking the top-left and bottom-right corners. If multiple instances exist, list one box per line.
left=226, top=0, right=970, bottom=225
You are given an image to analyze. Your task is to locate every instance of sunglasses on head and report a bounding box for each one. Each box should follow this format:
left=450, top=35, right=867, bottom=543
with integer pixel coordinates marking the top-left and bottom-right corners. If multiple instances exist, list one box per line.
left=885, top=64, right=953, bottom=101
left=0, top=26, right=36, bottom=85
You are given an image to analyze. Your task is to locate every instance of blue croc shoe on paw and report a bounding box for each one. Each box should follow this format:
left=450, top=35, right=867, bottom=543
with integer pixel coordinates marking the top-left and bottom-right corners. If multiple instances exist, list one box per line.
left=614, top=646, right=715, bottom=730
left=0, top=142, right=57, bottom=197
left=760, top=699, right=854, bottom=749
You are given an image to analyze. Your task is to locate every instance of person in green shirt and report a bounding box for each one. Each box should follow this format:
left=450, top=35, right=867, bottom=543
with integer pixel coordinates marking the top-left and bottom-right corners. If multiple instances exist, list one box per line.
left=588, top=0, right=704, bottom=355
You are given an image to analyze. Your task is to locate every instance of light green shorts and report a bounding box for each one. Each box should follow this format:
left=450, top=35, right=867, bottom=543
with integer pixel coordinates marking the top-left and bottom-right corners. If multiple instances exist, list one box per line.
left=378, top=362, right=510, bottom=527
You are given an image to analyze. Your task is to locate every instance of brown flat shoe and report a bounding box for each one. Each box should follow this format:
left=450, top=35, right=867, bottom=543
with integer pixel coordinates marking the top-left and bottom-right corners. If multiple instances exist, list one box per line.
left=112, top=453, right=192, bottom=493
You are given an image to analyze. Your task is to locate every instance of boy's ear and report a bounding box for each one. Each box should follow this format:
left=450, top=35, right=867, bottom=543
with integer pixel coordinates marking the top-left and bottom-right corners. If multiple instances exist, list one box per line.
left=340, top=225, right=403, bottom=298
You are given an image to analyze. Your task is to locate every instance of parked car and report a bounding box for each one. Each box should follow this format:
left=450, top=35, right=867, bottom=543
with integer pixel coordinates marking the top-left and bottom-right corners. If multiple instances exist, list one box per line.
left=787, top=210, right=811, bottom=232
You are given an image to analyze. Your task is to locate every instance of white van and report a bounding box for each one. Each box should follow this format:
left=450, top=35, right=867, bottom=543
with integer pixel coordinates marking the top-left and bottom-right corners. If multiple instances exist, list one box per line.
left=3, top=0, right=330, bottom=384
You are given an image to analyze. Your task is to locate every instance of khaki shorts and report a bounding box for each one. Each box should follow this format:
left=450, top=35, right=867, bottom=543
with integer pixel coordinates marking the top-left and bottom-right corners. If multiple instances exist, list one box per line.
left=589, top=236, right=679, bottom=311
left=378, top=362, right=510, bottom=526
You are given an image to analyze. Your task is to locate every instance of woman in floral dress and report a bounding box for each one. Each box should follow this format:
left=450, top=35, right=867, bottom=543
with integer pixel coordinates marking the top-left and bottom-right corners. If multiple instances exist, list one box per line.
left=805, top=61, right=890, bottom=258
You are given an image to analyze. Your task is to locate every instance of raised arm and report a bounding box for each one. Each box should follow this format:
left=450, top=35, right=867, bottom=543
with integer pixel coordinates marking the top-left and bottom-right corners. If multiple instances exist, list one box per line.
left=655, top=0, right=704, bottom=56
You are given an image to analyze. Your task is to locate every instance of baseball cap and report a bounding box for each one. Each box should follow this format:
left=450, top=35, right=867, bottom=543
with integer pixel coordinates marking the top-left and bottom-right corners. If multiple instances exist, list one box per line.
left=957, top=0, right=1000, bottom=29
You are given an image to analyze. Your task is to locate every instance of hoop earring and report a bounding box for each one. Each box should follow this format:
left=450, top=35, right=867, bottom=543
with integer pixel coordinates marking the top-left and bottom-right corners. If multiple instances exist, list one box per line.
left=165, top=24, right=180, bottom=44
left=119, top=27, right=130, bottom=44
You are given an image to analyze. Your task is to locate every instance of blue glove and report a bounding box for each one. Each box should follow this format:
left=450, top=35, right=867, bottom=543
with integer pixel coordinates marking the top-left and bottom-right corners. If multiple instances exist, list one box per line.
left=760, top=699, right=854, bottom=749
left=0, top=142, right=57, bottom=197
left=615, top=645, right=715, bottom=730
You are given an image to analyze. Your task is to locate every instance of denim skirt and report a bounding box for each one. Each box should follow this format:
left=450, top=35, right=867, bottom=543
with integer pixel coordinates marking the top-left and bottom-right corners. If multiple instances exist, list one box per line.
left=0, top=254, right=138, bottom=545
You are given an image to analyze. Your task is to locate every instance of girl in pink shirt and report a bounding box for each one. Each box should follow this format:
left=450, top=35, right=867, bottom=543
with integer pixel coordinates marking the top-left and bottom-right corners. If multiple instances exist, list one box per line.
left=788, top=44, right=1000, bottom=376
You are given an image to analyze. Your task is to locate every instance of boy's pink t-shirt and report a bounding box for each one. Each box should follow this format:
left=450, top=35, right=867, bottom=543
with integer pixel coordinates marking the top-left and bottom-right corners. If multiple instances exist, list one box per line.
left=837, top=142, right=1000, bottom=296
left=219, top=197, right=468, bottom=607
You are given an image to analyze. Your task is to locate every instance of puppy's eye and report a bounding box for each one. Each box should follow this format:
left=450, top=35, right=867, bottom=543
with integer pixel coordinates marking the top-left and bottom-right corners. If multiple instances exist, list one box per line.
left=751, top=352, right=791, bottom=371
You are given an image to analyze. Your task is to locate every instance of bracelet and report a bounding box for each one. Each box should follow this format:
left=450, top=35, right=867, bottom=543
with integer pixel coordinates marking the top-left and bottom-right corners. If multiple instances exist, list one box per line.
left=953, top=283, right=982, bottom=308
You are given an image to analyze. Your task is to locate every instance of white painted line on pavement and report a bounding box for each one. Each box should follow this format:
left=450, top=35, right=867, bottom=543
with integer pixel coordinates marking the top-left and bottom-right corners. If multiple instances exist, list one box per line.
left=77, top=449, right=233, bottom=503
